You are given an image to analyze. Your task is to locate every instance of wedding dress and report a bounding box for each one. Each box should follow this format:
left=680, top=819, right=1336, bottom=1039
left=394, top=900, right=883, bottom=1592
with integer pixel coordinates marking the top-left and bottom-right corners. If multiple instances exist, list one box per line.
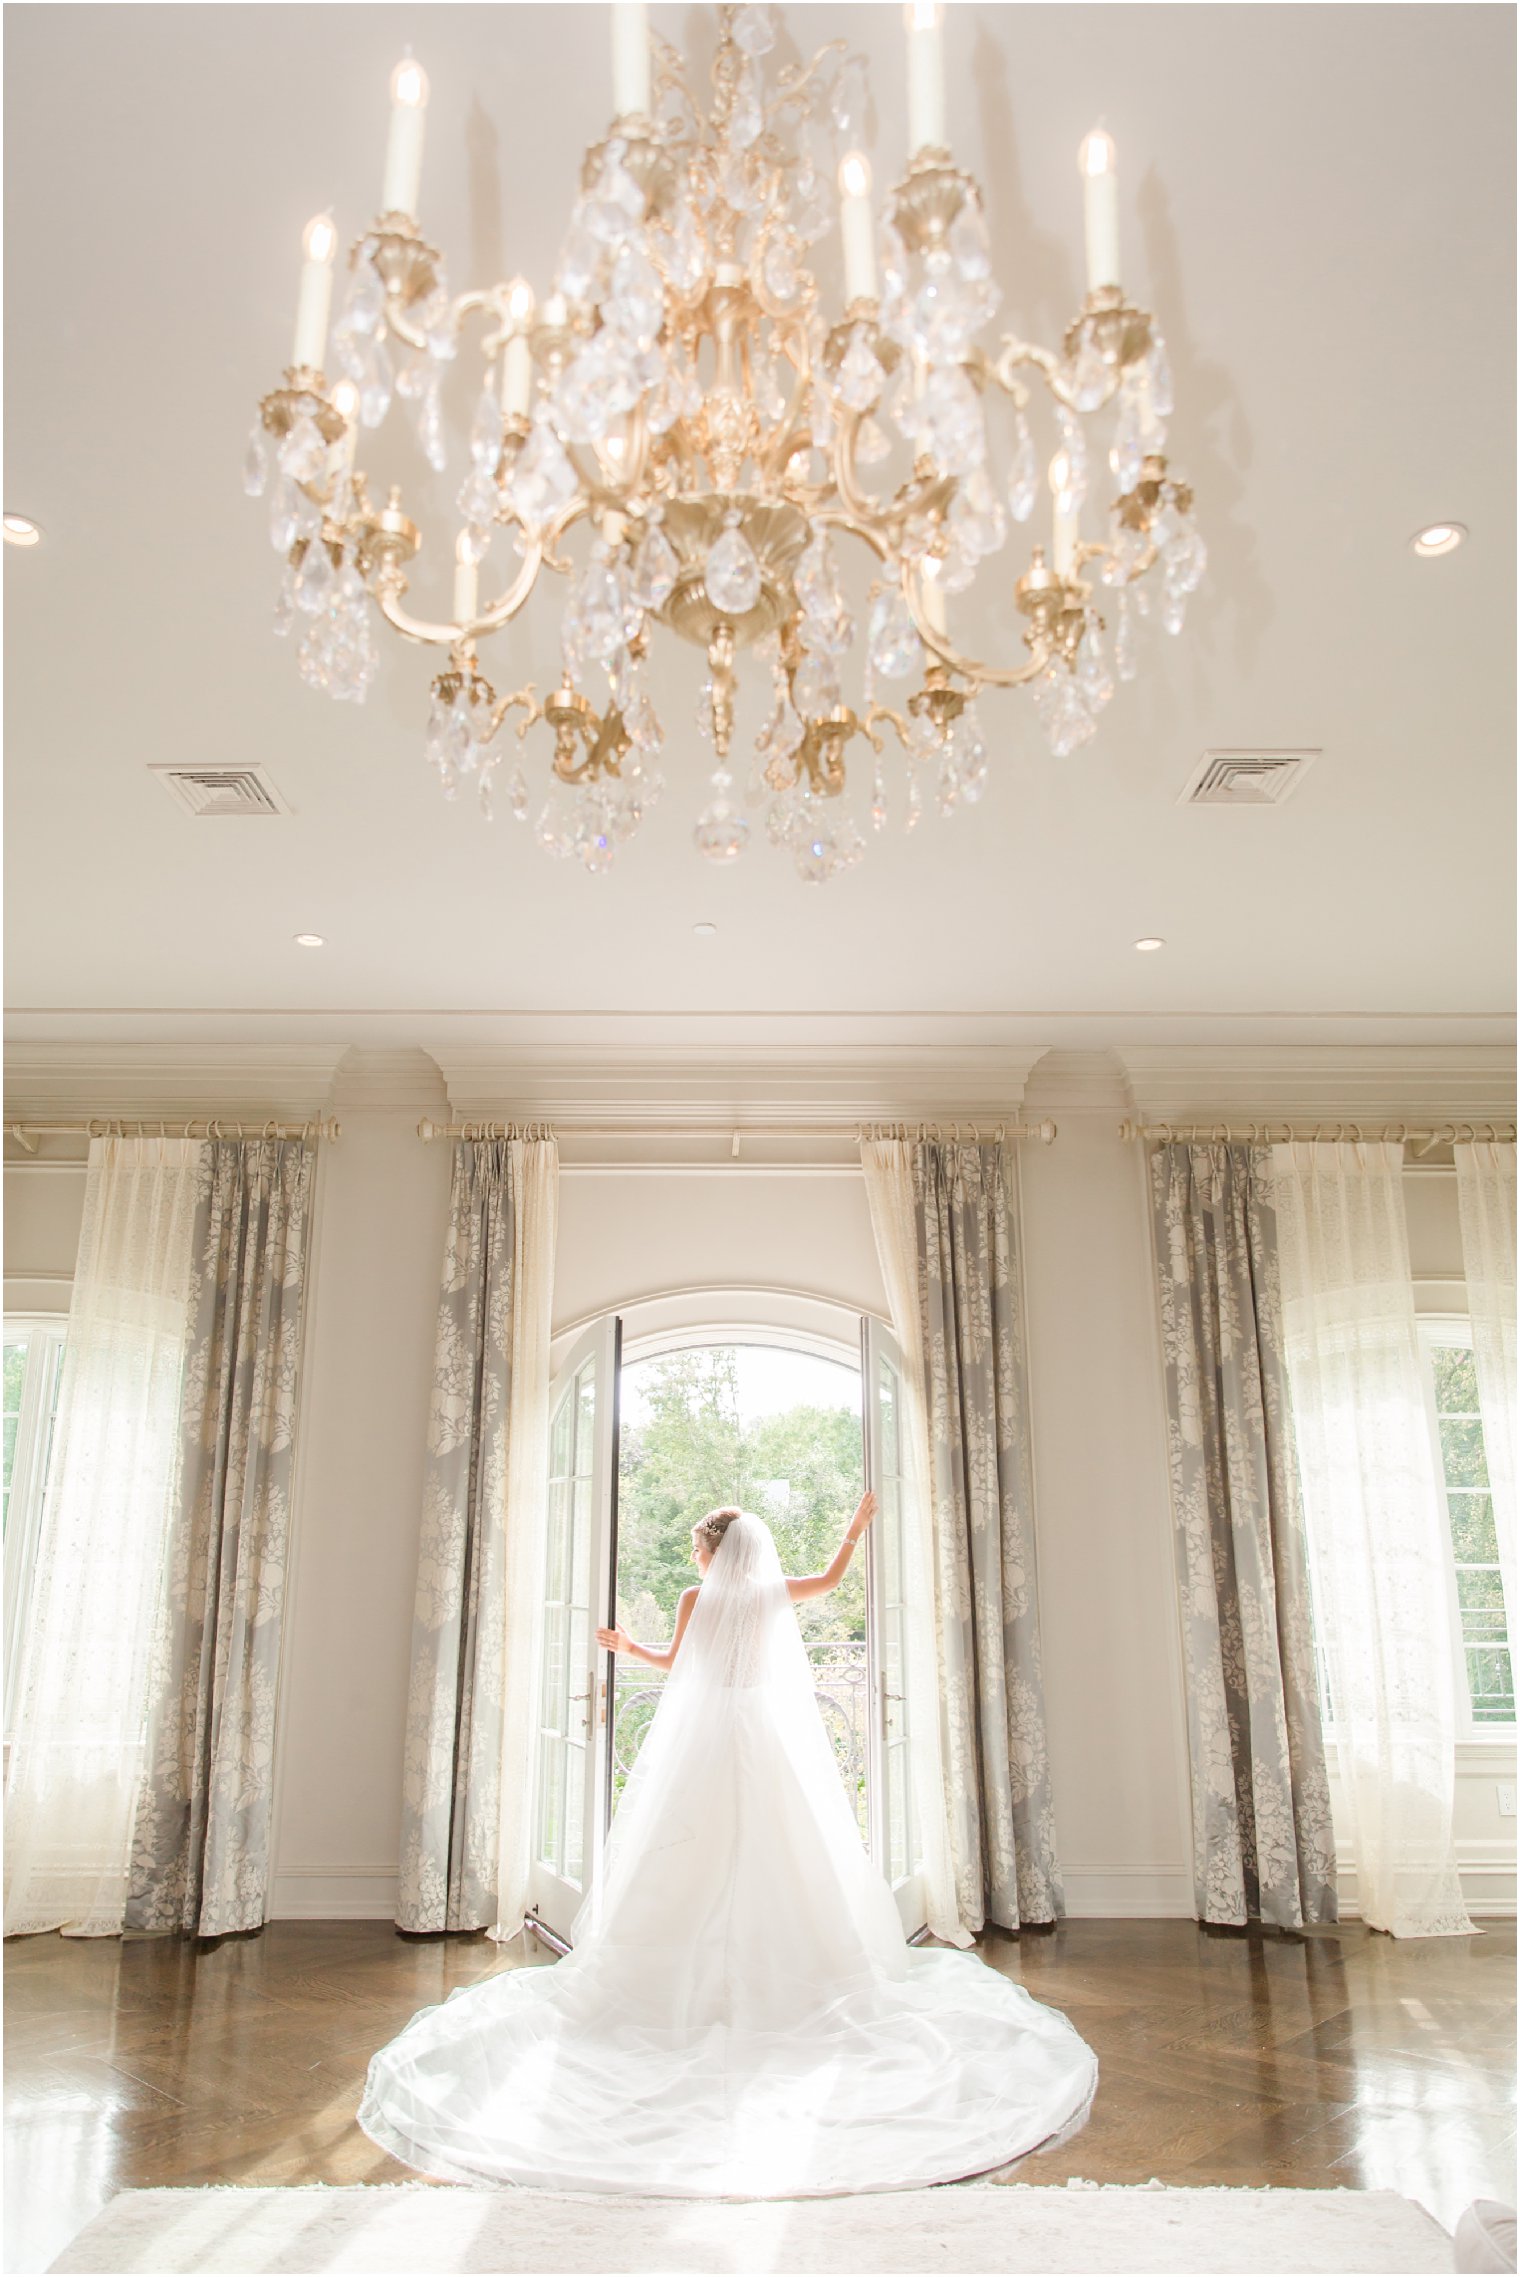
left=359, top=1512, right=1096, bottom=2198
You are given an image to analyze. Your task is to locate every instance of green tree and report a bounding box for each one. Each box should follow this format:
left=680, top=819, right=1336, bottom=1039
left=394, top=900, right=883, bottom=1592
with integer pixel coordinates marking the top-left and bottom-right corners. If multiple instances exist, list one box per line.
left=615, top=1349, right=864, bottom=1644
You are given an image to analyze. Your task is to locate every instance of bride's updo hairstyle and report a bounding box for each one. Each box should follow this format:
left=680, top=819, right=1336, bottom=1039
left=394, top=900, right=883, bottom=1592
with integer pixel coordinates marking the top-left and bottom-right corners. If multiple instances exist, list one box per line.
left=692, top=1505, right=742, bottom=1557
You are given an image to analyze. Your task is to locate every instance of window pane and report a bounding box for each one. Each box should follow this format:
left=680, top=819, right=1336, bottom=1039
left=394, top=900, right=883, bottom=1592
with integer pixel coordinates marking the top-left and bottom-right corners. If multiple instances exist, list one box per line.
left=2, top=1415, right=18, bottom=1503
left=1467, top=1647, right=1515, bottom=1722
left=1439, top=1415, right=1490, bottom=1489
left=1432, top=1344, right=1481, bottom=1414
left=1457, top=1565, right=1507, bottom=1618
left=1448, top=1491, right=1500, bottom=1565
left=3, top=1340, right=27, bottom=1413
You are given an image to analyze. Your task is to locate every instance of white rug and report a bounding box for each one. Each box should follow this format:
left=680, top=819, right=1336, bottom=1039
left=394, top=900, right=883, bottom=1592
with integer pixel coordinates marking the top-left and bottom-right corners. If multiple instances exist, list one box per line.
left=47, top=2180, right=1453, bottom=2274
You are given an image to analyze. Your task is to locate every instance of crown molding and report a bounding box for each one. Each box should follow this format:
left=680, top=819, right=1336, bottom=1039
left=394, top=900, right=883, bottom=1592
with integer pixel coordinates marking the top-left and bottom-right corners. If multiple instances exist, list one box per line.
left=1113, top=1044, right=1518, bottom=1124
left=431, top=1041, right=1048, bottom=1125
left=2, top=1043, right=349, bottom=1121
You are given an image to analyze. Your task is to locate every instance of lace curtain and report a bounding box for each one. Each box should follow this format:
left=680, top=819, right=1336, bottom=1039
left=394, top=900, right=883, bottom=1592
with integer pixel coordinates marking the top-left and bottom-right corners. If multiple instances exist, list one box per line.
left=1148, top=1144, right=1337, bottom=1928
left=396, top=1135, right=558, bottom=1935
left=126, top=1139, right=317, bottom=1937
left=1454, top=1142, right=1517, bottom=1639
left=862, top=1136, right=1062, bottom=1940
left=3, top=1138, right=202, bottom=1936
left=1270, top=1141, right=1472, bottom=1936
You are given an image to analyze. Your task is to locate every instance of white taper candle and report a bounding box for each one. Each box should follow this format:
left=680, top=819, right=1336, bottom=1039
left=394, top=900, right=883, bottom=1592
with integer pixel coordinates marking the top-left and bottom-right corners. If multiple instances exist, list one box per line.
left=502, top=278, right=536, bottom=417
left=292, top=215, right=337, bottom=370
left=920, top=562, right=947, bottom=636
left=905, top=0, right=946, bottom=156
left=838, top=152, right=878, bottom=304
left=611, top=1, right=651, bottom=118
left=1080, top=127, right=1120, bottom=292
left=454, top=531, right=479, bottom=624
left=383, top=58, right=429, bottom=217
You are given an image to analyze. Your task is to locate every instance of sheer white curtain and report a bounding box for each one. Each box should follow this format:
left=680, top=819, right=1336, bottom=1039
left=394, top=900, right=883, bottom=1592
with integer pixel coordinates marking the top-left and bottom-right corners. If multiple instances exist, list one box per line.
left=1454, top=1142, right=1517, bottom=1635
left=859, top=1137, right=963, bottom=1947
left=4, top=1137, right=203, bottom=1936
left=493, top=1134, right=559, bottom=1939
left=1270, top=1140, right=1472, bottom=1936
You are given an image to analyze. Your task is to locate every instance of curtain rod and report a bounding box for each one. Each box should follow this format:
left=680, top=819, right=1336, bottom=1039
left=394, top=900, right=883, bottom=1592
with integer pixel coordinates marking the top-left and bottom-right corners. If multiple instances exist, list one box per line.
left=416, top=1118, right=1059, bottom=1145
left=4, top=1117, right=341, bottom=1153
left=1118, top=1119, right=1515, bottom=1158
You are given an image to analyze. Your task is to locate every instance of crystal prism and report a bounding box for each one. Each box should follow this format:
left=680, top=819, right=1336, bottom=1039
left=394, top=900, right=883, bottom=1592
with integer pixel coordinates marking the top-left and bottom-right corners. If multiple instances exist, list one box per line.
left=506, top=417, right=578, bottom=528
left=837, top=329, right=884, bottom=413
left=733, top=3, right=776, bottom=55
left=606, top=242, right=666, bottom=350
left=704, top=515, right=761, bottom=615
left=630, top=520, right=679, bottom=610
left=867, top=588, right=921, bottom=681
left=295, top=539, right=336, bottom=615
left=243, top=425, right=270, bottom=498
left=470, top=384, right=502, bottom=470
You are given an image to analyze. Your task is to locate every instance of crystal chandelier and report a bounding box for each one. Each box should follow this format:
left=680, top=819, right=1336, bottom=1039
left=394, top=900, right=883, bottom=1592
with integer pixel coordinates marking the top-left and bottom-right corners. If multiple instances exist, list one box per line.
left=245, top=2, right=1205, bottom=881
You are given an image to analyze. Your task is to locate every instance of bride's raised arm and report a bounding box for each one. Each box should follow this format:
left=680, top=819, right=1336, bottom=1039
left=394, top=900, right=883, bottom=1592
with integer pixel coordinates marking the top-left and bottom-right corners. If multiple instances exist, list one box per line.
left=597, top=1586, right=699, bottom=1672
left=785, top=1492, right=877, bottom=1602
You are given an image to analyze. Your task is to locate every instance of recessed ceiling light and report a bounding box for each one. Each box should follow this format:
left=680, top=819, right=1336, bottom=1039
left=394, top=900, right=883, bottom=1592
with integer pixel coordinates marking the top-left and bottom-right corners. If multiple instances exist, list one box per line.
left=3, top=514, right=41, bottom=546
left=294, top=932, right=325, bottom=948
left=692, top=920, right=718, bottom=937
left=1134, top=936, right=1165, bottom=952
left=1411, top=522, right=1467, bottom=557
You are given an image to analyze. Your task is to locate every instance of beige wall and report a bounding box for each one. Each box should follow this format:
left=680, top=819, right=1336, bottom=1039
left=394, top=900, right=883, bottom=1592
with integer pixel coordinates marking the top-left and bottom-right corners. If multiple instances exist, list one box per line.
left=5, top=1108, right=1513, bottom=1921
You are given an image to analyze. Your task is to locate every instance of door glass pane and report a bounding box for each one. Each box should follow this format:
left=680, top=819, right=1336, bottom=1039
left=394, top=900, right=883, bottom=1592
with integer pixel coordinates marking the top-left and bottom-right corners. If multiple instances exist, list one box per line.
left=1428, top=1336, right=1514, bottom=1726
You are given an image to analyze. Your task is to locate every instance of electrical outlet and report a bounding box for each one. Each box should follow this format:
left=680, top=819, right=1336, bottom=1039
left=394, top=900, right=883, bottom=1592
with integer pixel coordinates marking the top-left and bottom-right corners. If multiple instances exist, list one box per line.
left=1496, top=1783, right=1516, bottom=1818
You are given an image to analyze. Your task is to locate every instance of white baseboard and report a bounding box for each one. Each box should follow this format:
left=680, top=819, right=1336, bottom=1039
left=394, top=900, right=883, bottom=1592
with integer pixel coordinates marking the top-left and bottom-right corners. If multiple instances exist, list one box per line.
left=1061, top=1864, right=1194, bottom=1919
left=1335, top=1841, right=1516, bottom=1922
left=269, top=1867, right=399, bottom=1921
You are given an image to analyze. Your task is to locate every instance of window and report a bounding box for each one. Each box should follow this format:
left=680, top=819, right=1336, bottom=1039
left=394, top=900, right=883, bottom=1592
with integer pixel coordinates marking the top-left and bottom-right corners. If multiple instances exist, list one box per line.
left=3, top=1318, right=67, bottom=1735
left=1420, top=1320, right=1514, bottom=1731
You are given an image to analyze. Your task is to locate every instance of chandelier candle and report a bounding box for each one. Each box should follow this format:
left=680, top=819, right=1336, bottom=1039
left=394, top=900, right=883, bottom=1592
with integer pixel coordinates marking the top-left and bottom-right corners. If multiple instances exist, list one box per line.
left=839, top=153, right=878, bottom=304
left=905, top=0, right=947, bottom=156
left=383, top=59, right=428, bottom=218
left=292, top=216, right=336, bottom=371
left=1080, top=128, right=1120, bottom=292
left=612, top=1, right=652, bottom=118
left=245, top=2, right=1207, bottom=873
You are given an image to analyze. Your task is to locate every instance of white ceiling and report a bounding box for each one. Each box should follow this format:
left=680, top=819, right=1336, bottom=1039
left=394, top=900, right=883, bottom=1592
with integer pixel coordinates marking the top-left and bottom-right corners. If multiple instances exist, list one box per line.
left=4, top=3, right=1515, bottom=1043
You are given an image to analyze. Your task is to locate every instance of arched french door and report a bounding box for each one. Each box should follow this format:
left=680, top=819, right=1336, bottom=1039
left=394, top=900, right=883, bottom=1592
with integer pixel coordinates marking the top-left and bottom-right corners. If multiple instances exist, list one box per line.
left=526, top=1309, right=925, bottom=1950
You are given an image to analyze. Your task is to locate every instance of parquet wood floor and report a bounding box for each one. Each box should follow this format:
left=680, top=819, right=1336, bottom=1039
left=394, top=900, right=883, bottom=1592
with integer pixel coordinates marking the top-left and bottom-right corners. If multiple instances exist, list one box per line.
left=5, top=1917, right=1514, bottom=2274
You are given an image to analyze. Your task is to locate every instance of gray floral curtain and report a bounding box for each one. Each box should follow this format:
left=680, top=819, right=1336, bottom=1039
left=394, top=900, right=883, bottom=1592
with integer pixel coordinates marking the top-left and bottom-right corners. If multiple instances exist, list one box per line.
left=915, top=1140, right=1063, bottom=1931
left=395, top=1140, right=515, bottom=1932
left=1149, top=1142, right=1337, bottom=1929
left=126, top=1138, right=316, bottom=1937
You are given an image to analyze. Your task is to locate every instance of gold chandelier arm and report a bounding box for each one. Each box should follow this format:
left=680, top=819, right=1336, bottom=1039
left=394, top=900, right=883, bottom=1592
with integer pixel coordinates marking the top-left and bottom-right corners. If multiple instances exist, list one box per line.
left=386, top=283, right=501, bottom=357
left=810, top=504, right=891, bottom=563
left=904, top=573, right=1054, bottom=689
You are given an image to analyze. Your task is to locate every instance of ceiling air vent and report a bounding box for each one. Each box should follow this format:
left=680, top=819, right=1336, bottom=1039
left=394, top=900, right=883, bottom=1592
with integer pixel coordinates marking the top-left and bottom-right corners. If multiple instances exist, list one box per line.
left=1180, top=749, right=1318, bottom=806
left=151, top=764, right=290, bottom=817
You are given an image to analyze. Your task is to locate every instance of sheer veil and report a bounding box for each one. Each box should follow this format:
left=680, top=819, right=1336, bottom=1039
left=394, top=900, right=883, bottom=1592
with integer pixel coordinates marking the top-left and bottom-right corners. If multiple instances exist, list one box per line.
left=359, top=1507, right=1097, bottom=2197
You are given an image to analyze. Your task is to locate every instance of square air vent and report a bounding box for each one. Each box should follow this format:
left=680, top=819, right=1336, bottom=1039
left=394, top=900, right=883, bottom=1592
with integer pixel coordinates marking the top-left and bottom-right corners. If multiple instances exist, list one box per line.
left=151, top=764, right=290, bottom=817
left=1180, top=749, right=1318, bottom=806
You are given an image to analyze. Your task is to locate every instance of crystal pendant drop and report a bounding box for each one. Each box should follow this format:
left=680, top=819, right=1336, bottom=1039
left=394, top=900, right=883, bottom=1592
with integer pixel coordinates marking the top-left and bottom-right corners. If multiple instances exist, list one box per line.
left=470, top=384, right=502, bottom=470
left=871, top=761, right=888, bottom=831
left=704, top=512, right=761, bottom=616
left=243, top=425, right=270, bottom=498
left=277, top=414, right=326, bottom=484
left=272, top=568, right=298, bottom=638
left=1114, top=590, right=1138, bottom=681
left=268, top=477, right=305, bottom=555
left=855, top=414, right=889, bottom=465
left=733, top=3, right=776, bottom=56
left=358, top=341, right=393, bottom=429
left=295, top=538, right=337, bottom=615
left=1110, top=383, right=1144, bottom=494
left=1007, top=413, right=1038, bottom=522
left=1053, top=407, right=1087, bottom=515
left=867, top=587, right=921, bottom=681
left=904, top=773, right=923, bottom=832
left=694, top=770, right=749, bottom=862
left=837, top=330, right=884, bottom=413
left=630, top=518, right=679, bottom=611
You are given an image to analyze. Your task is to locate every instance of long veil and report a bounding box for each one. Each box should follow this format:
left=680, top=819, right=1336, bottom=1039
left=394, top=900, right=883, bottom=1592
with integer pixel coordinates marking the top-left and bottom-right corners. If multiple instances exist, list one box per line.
left=571, top=1510, right=907, bottom=2022
left=359, top=1508, right=1097, bottom=2197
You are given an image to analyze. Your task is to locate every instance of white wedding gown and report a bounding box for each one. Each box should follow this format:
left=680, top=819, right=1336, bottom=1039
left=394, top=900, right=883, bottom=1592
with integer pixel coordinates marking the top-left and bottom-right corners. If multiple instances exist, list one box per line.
left=359, top=1513, right=1096, bottom=2198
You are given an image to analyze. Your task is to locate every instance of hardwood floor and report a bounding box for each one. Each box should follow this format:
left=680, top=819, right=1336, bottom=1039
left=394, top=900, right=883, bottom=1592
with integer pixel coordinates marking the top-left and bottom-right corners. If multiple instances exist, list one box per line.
left=5, top=1917, right=1514, bottom=2274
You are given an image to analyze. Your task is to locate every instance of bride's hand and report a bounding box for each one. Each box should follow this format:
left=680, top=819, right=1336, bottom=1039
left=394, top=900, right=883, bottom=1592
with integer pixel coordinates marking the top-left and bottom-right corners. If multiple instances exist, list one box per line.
left=596, top=1624, right=630, bottom=1654
left=847, top=1491, right=878, bottom=1541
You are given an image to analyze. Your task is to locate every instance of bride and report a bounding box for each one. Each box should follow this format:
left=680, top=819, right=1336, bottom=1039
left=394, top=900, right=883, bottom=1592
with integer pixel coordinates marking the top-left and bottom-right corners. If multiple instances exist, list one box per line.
left=360, top=1500, right=1097, bottom=2198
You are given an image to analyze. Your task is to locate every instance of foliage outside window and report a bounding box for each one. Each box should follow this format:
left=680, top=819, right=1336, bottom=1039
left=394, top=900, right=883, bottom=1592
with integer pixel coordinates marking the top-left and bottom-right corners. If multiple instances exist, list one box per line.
left=1420, top=1322, right=1514, bottom=1730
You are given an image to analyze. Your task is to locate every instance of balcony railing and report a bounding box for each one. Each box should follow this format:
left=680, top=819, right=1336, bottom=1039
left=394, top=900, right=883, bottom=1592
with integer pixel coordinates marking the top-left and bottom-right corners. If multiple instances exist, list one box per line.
left=611, top=1638, right=870, bottom=1836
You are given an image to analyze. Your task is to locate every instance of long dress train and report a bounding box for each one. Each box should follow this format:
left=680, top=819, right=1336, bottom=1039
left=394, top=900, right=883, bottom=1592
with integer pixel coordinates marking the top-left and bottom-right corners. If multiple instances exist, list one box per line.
left=359, top=1512, right=1096, bottom=2198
